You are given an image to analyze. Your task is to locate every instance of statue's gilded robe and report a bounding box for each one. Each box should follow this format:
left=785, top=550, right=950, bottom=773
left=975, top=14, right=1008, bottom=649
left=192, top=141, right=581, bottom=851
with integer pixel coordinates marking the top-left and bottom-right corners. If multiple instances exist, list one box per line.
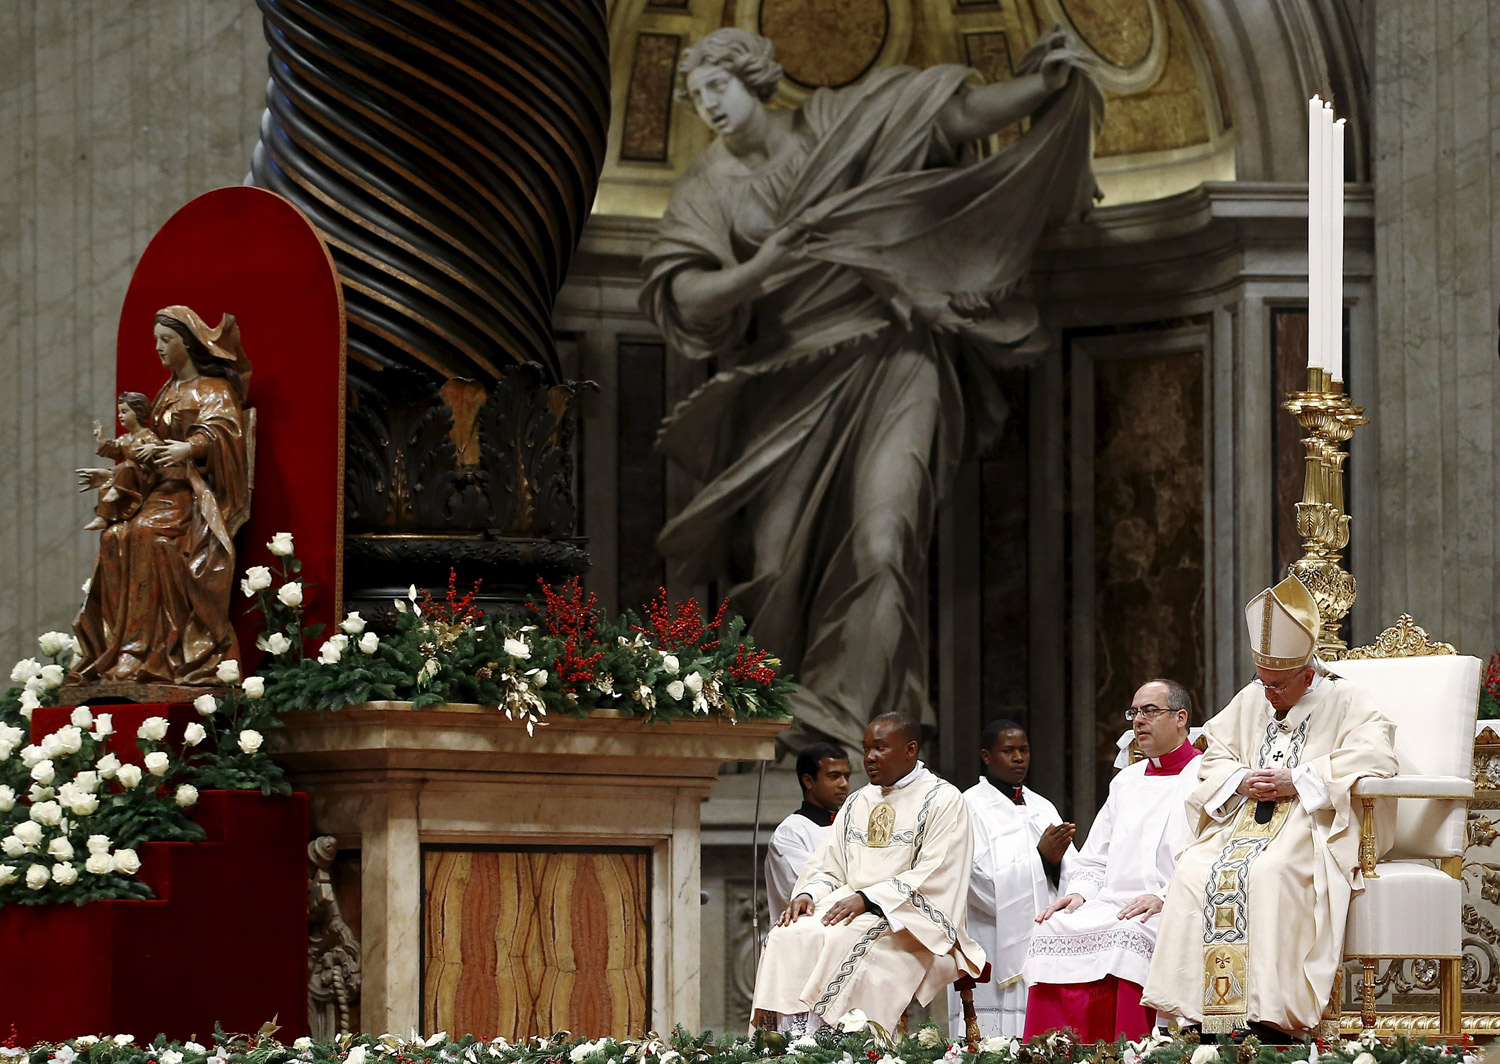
left=1141, top=677, right=1397, bottom=1032
left=751, top=766, right=985, bottom=1032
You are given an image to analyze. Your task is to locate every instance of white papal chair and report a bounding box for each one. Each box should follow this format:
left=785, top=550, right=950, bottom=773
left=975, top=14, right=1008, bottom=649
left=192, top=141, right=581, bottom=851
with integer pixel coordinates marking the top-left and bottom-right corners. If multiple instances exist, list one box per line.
left=1325, top=616, right=1481, bottom=1037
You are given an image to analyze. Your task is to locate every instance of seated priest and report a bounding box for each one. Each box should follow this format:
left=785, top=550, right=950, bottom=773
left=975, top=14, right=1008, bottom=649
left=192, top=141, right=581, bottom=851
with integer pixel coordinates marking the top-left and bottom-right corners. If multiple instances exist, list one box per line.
left=1142, top=575, right=1397, bottom=1041
left=765, top=741, right=853, bottom=917
left=751, top=712, right=985, bottom=1035
left=1020, top=679, right=1201, bottom=1042
left=948, top=719, right=1077, bottom=1037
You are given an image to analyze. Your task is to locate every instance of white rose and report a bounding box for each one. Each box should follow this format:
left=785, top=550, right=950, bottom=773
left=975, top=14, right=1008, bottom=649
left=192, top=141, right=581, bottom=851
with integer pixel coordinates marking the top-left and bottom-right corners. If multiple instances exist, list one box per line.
left=144, top=751, right=170, bottom=776
left=359, top=632, right=380, bottom=655
left=24, top=675, right=45, bottom=694
left=216, top=659, right=242, bottom=684
left=242, top=675, right=266, bottom=699
left=504, top=637, right=531, bottom=660
left=18, top=688, right=40, bottom=716
left=684, top=672, right=703, bottom=694
left=1190, top=1046, right=1220, bottom=1064
left=239, top=729, right=264, bottom=754
left=159, top=1052, right=184, bottom=1064
left=318, top=639, right=343, bottom=665
left=25, top=864, right=49, bottom=889
left=19, top=744, right=44, bottom=768
left=0, top=865, right=15, bottom=886
left=96, top=752, right=121, bottom=779
left=341, top=611, right=366, bottom=634
left=30, top=759, right=55, bottom=786
left=36, top=664, right=65, bottom=690
left=0, top=785, right=12, bottom=812
left=73, top=770, right=99, bottom=794
left=52, top=861, right=77, bottom=886
left=259, top=632, right=293, bottom=655
left=347, top=1046, right=368, bottom=1064
left=137, top=716, right=169, bottom=741
left=916, top=1028, right=943, bottom=1049
left=193, top=693, right=218, bottom=717
left=28, top=783, right=53, bottom=803
left=40, top=733, right=62, bottom=759
left=13, top=824, right=41, bottom=846
left=54, top=725, right=83, bottom=755
left=84, top=853, right=113, bottom=876
left=292, top=1040, right=312, bottom=1052
left=116, top=764, right=143, bottom=789
left=183, top=722, right=207, bottom=746
left=666, top=680, right=685, bottom=701
left=1352, top=1055, right=1376, bottom=1064
left=9, top=658, right=41, bottom=683
left=69, top=706, right=93, bottom=728
left=29, top=800, right=62, bottom=826
left=47, top=836, right=74, bottom=860
left=175, top=783, right=199, bottom=808
left=531, top=669, right=549, bottom=687
left=662, top=654, right=680, bottom=675
left=87, top=834, right=111, bottom=854
left=242, top=565, right=273, bottom=594
left=113, top=848, right=141, bottom=874
left=277, top=581, right=304, bottom=607
left=65, top=791, right=99, bottom=817
left=267, top=531, right=295, bottom=556
left=38, top=631, right=75, bottom=658
left=91, top=712, right=114, bottom=739
left=1, top=836, right=23, bottom=857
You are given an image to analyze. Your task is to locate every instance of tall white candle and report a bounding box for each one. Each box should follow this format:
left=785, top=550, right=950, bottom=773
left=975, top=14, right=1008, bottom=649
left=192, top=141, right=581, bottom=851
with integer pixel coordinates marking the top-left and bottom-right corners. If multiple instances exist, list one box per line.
left=1330, top=117, right=1346, bottom=383
left=1307, top=96, right=1325, bottom=372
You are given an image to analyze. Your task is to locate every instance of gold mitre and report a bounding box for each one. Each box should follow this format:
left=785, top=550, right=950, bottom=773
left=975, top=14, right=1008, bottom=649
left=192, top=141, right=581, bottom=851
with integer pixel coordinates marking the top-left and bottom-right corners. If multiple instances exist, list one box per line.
left=1244, top=574, right=1320, bottom=670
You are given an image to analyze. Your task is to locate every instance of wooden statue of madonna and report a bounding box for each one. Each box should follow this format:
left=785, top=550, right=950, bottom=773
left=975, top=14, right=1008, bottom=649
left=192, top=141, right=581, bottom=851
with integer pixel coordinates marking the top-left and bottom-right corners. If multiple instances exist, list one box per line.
left=71, top=306, right=254, bottom=687
left=642, top=28, right=1102, bottom=749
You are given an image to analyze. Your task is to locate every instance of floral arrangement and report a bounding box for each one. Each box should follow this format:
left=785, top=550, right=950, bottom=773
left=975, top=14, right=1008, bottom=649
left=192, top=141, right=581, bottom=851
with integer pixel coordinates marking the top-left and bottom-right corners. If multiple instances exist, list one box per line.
left=1479, top=651, right=1500, bottom=720
left=0, top=532, right=792, bottom=906
left=0, top=1025, right=1476, bottom=1064
left=247, top=545, right=794, bottom=736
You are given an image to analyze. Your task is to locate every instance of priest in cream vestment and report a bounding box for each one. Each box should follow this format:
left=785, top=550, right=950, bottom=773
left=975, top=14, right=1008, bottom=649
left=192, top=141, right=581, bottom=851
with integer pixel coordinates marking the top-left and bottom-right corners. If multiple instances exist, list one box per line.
left=1142, top=575, right=1397, bottom=1037
left=752, top=712, right=985, bottom=1033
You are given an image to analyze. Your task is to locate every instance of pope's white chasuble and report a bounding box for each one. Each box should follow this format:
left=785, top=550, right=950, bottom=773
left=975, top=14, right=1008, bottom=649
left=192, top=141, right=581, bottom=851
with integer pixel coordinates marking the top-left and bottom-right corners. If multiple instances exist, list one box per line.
left=751, top=765, right=985, bottom=1033
left=947, top=782, right=1075, bottom=1037
left=1021, top=747, right=1199, bottom=992
left=1141, top=677, right=1396, bottom=1033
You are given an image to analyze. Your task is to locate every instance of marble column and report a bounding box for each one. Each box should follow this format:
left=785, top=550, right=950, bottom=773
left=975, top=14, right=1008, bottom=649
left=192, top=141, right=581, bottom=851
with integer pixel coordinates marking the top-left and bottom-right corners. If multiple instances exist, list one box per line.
left=1369, top=0, right=1500, bottom=657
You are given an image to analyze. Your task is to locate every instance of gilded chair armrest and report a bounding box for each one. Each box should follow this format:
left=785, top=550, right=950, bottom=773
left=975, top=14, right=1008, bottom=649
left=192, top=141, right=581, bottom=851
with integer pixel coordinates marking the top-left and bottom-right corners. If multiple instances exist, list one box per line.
left=1352, top=774, right=1473, bottom=799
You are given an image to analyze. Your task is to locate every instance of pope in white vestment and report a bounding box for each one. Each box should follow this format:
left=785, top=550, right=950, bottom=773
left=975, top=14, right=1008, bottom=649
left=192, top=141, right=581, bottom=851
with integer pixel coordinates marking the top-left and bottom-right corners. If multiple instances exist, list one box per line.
left=948, top=721, right=1076, bottom=1037
left=752, top=714, right=985, bottom=1034
left=1142, top=575, right=1397, bottom=1036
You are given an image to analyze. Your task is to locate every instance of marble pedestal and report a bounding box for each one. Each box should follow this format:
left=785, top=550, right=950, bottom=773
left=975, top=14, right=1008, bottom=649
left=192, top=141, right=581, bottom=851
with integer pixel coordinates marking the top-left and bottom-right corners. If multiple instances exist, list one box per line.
left=277, top=704, right=785, bottom=1037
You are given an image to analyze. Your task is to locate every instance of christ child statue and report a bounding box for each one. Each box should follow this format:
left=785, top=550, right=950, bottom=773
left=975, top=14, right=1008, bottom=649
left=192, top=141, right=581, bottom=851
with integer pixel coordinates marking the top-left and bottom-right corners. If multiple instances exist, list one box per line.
left=85, top=391, right=162, bottom=531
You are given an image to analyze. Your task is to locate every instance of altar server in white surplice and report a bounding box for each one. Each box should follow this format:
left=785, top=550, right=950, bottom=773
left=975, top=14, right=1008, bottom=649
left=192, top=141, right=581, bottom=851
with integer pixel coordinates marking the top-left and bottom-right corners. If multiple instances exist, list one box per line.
left=947, top=719, right=1076, bottom=1037
left=1142, top=575, right=1396, bottom=1040
left=765, top=742, right=853, bottom=918
left=1021, top=680, right=1202, bottom=1043
left=752, top=712, right=985, bottom=1035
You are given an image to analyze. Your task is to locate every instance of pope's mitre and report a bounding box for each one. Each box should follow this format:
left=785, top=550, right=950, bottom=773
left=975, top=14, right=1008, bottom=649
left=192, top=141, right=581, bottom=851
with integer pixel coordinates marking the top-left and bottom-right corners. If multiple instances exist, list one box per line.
left=1244, top=574, right=1320, bottom=669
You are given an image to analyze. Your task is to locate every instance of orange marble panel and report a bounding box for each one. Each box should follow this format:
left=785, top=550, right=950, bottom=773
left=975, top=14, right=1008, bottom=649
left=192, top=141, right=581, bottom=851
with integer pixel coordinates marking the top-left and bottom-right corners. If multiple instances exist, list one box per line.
left=760, top=0, right=889, bottom=88
left=622, top=34, right=683, bottom=163
left=1095, top=9, right=1210, bottom=157
left=423, top=849, right=650, bottom=1040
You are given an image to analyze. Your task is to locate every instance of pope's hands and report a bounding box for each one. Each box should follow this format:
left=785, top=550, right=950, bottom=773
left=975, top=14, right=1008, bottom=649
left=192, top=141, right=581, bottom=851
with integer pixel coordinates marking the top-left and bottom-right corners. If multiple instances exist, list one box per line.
left=1038, top=822, right=1076, bottom=864
left=822, top=893, right=868, bottom=926
left=777, top=894, right=815, bottom=927
left=1237, top=768, right=1296, bottom=801
left=1036, top=893, right=1083, bottom=923
left=1117, top=894, right=1163, bottom=922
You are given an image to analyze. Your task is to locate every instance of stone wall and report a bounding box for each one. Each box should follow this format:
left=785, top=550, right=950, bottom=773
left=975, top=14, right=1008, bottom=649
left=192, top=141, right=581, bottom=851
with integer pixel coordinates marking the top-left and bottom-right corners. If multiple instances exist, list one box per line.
left=1368, top=1, right=1500, bottom=659
left=0, top=0, right=266, bottom=666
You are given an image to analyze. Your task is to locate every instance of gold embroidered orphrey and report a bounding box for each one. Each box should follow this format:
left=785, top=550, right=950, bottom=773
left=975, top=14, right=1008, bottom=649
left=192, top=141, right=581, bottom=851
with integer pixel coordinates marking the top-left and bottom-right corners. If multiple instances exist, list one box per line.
left=867, top=801, right=896, bottom=848
left=1200, top=717, right=1307, bottom=1033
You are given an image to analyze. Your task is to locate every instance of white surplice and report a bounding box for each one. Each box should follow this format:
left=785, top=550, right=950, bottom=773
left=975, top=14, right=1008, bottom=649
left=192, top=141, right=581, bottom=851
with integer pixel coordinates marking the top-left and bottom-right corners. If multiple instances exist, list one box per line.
left=766, top=808, right=835, bottom=918
left=1022, top=749, right=1200, bottom=991
left=751, top=763, right=986, bottom=1033
left=947, top=781, right=1076, bottom=1037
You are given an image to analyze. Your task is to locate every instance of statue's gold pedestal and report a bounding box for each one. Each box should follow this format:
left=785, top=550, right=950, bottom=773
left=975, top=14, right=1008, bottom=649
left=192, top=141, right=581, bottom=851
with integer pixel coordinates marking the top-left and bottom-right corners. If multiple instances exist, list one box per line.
left=278, top=704, right=786, bottom=1039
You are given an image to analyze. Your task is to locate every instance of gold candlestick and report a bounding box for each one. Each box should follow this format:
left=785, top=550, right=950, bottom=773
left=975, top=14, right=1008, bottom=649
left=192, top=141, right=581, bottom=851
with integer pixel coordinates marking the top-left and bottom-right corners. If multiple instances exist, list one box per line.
left=1282, top=367, right=1368, bottom=659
